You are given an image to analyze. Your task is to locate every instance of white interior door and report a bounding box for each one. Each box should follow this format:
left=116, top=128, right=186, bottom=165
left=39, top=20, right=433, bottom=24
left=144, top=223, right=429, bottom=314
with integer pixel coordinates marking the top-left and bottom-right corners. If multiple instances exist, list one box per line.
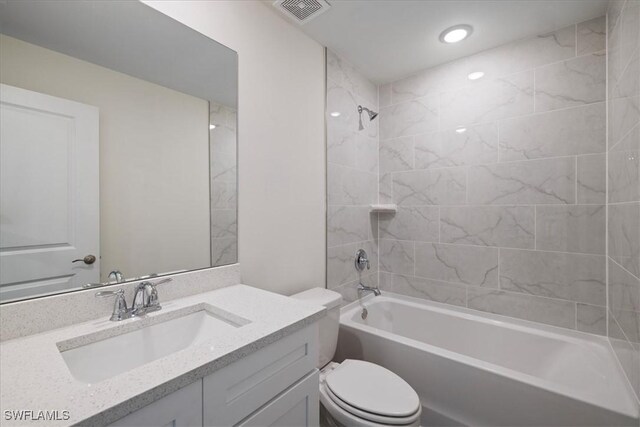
left=0, top=84, right=99, bottom=301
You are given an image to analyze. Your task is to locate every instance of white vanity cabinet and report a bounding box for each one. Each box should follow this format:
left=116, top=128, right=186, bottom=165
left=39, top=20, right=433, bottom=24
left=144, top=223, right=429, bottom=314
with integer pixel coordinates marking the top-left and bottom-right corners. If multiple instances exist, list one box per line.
left=108, top=380, right=203, bottom=427
left=108, top=325, right=319, bottom=427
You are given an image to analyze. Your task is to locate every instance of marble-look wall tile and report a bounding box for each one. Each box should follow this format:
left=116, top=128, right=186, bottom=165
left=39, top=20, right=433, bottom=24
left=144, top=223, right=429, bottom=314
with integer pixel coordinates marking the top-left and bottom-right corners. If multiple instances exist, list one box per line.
left=379, top=206, right=439, bottom=242
left=379, top=173, right=394, bottom=204
left=210, top=126, right=237, bottom=182
left=414, top=243, right=499, bottom=287
left=356, top=134, right=379, bottom=173
left=211, top=181, right=237, bottom=209
left=500, top=249, right=606, bottom=306
left=393, top=168, right=467, bottom=205
left=327, top=206, right=373, bottom=248
left=576, top=304, right=607, bottom=335
left=609, top=312, right=640, bottom=396
left=536, top=205, right=606, bottom=255
left=610, top=46, right=639, bottom=101
left=608, top=1, right=626, bottom=35
left=379, top=83, right=392, bottom=108
left=440, top=206, right=535, bottom=249
left=464, top=25, right=576, bottom=83
left=612, top=1, right=640, bottom=86
left=577, top=16, right=606, bottom=55
left=327, top=80, right=358, bottom=168
left=609, top=202, right=640, bottom=277
left=467, top=287, right=576, bottom=329
left=328, top=163, right=377, bottom=205
left=609, top=95, right=640, bottom=148
left=326, top=50, right=380, bottom=294
left=380, top=96, right=438, bottom=140
left=391, top=59, right=470, bottom=104
left=210, top=210, right=237, bottom=239
left=379, top=239, right=415, bottom=274
left=327, top=50, right=377, bottom=105
left=379, top=136, right=413, bottom=173
left=414, top=123, right=499, bottom=169
left=211, top=238, right=237, bottom=266
left=577, top=153, right=607, bottom=204
left=609, top=148, right=640, bottom=203
left=609, top=258, right=640, bottom=314
left=380, top=274, right=467, bottom=307
left=439, top=71, right=534, bottom=129
left=499, top=103, right=605, bottom=161
left=209, top=102, right=237, bottom=268
left=612, top=307, right=640, bottom=343
left=467, top=157, right=575, bottom=205
left=535, top=52, right=606, bottom=112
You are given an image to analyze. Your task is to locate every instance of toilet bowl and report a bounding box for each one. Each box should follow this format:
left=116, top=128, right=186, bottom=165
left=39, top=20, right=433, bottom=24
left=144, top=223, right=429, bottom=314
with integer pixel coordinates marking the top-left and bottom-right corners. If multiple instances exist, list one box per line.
left=291, top=288, right=421, bottom=427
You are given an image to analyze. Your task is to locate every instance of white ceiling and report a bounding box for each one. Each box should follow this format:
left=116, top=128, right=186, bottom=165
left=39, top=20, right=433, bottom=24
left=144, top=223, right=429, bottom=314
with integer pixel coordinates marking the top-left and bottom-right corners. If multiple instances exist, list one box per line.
left=290, top=0, right=609, bottom=84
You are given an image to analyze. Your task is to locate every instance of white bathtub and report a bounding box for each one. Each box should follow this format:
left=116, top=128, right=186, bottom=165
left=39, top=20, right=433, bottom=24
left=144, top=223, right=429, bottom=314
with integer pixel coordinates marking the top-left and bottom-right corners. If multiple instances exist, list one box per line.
left=336, top=293, right=639, bottom=426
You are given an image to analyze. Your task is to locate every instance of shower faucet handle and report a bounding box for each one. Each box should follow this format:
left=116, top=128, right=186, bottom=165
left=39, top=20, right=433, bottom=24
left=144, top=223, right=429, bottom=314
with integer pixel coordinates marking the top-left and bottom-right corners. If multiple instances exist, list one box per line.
left=355, top=249, right=370, bottom=271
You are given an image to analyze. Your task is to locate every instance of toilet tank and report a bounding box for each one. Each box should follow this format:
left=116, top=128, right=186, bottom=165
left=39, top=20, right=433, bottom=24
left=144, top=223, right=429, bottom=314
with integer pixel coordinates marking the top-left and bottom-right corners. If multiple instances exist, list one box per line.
left=291, top=287, right=342, bottom=368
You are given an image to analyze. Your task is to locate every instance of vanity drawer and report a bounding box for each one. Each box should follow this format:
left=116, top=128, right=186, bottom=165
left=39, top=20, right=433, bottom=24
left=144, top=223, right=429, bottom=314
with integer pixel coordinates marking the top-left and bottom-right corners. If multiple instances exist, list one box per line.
left=237, top=370, right=319, bottom=427
left=108, top=380, right=202, bottom=427
left=203, top=324, right=318, bottom=426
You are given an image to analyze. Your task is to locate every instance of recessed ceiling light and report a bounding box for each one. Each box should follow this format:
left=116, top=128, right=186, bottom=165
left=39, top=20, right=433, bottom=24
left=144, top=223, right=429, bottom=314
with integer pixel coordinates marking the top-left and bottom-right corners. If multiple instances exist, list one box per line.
left=455, top=127, right=467, bottom=134
left=330, top=111, right=341, bottom=117
left=209, top=124, right=216, bottom=130
left=468, top=71, right=484, bottom=80
left=440, top=25, right=473, bottom=44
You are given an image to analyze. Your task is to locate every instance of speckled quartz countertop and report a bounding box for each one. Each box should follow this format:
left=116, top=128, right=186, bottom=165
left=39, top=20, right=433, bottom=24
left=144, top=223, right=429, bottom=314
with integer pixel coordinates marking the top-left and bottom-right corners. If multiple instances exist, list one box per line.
left=0, top=285, right=325, bottom=426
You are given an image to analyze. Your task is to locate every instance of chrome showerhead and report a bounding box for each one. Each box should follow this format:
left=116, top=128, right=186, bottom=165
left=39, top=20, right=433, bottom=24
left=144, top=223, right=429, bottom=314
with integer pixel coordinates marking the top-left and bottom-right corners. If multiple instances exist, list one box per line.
left=358, top=105, right=378, bottom=130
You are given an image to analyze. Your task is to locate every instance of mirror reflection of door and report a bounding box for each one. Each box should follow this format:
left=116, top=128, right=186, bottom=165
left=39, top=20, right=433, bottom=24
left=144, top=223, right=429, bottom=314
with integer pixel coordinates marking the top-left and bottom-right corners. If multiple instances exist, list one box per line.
left=0, top=84, right=100, bottom=301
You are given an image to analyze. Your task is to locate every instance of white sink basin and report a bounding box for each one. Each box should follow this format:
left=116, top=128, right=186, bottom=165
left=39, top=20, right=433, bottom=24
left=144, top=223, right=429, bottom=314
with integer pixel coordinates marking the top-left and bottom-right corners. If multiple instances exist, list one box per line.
left=60, top=308, right=247, bottom=384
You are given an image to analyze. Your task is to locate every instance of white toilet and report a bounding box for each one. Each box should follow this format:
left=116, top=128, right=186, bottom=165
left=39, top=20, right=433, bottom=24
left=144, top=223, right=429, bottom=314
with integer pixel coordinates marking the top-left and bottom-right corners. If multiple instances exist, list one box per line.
left=292, top=288, right=422, bottom=427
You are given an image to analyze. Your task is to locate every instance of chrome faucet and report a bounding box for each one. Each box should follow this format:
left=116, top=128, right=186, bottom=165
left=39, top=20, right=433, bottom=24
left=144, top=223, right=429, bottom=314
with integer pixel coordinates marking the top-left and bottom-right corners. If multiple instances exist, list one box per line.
left=108, top=270, right=125, bottom=283
left=95, top=277, right=172, bottom=321
left=358, top=283, right=381, bottom=297
left=354, top=249, right=381, bottom=296
left=131, top=278, right=172, bottom=316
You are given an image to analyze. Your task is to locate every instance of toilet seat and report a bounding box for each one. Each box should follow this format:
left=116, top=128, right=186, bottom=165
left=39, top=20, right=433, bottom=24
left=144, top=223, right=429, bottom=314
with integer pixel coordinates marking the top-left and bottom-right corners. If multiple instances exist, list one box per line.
left=325, top=382, right=420, bottom=425
left=321, top=360, right=421, bottom=426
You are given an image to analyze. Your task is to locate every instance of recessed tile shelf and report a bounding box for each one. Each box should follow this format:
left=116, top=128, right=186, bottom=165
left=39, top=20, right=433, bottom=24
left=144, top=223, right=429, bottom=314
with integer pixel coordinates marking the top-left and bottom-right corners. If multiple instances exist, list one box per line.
left=370, top=204, right=397, bottom=213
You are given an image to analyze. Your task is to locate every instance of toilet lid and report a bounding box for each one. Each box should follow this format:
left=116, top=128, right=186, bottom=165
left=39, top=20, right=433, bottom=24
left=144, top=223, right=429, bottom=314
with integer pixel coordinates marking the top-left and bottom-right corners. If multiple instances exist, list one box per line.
left=325, top=359, right=420, bottom=418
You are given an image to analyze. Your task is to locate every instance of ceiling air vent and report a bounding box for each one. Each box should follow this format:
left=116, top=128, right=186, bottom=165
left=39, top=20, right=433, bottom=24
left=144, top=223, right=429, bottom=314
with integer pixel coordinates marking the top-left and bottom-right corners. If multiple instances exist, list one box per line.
left=273, top=0, right=331, bottom=25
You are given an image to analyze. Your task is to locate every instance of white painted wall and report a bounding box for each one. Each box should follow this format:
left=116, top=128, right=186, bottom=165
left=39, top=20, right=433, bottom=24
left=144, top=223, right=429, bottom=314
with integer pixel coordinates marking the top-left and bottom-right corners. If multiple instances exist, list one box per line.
left=145, top=1, right=326, bottom=295
left=0, top=35, right=211, bottom=281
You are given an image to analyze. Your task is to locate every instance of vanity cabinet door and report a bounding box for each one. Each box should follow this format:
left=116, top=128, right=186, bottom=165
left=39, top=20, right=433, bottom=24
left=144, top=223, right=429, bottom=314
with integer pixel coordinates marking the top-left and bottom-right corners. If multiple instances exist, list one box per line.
left=107, top=380, right=202, bottom=427
left=203, top=325, right=318, bottom=426
left=237, top=370, right=319, bottom=427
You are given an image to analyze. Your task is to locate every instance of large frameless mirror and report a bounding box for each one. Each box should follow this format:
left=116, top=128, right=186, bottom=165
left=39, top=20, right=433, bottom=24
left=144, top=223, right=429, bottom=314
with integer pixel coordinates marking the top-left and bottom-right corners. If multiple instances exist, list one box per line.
left=0, top=1, right=238, bottom=303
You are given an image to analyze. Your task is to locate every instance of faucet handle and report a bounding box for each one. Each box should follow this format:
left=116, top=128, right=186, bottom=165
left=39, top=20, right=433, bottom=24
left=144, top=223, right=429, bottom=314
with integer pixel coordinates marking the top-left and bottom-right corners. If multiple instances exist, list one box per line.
left=96, top=289, right=130, bottom=321
left=146, top=277, right=171, bottom=309
left=355, top=249, right=370, bottom=271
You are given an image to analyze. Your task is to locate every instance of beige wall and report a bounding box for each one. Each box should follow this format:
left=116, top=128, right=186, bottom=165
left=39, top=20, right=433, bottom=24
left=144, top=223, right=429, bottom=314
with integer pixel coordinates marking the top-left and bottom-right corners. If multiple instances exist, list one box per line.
left=146, top=1, right=326, bottom=295
left=0, top=35, right=211, bottom=281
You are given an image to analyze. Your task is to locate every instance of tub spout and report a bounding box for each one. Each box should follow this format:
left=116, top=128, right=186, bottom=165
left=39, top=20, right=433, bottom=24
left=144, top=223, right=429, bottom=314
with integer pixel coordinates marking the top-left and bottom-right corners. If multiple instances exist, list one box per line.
left=358, top=283, right=381, bottom=296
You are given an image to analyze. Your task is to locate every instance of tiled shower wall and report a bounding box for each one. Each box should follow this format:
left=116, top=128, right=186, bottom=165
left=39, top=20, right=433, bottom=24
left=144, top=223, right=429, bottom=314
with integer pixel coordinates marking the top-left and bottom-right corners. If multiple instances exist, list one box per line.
left=376, top=17, right=609, bottom=334
left=607, top=0, right=640, bottom=399
left=210, top=101, right=238, bottom=266
left=326, top=51, right=380, bottom=301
